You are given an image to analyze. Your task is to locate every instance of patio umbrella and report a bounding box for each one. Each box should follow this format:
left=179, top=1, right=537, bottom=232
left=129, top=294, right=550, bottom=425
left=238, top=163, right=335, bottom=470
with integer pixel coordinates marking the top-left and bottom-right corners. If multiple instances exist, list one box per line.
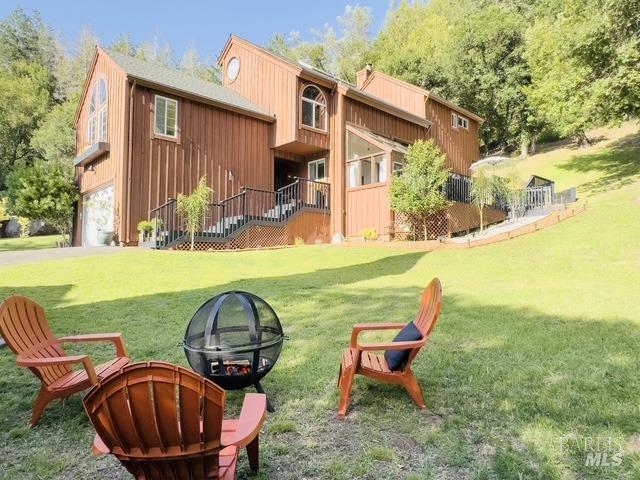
left=469, top=155, right=511, bottom=172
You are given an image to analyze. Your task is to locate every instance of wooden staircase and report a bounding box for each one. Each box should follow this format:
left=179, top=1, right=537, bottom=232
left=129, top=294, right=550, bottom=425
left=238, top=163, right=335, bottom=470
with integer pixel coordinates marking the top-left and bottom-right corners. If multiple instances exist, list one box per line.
left=150, top=178, right=330, bottom=250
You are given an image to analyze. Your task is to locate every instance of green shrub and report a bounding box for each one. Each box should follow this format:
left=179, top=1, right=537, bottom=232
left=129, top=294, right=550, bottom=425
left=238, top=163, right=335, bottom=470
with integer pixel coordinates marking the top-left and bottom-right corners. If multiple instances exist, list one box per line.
left=294, top=236, right=305, bottom=245
left=6, top=160, right=78, bottom=246
left=137, top=220, right=153, bottom=236
left=149, top=217, right=163, bottom=230
left=360, top=228, right=379, bottom=241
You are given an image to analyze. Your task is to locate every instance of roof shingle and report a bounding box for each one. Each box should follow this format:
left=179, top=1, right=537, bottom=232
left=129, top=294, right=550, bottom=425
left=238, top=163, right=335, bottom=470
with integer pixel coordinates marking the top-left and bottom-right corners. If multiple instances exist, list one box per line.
left=104, top=48, right=274, bottom=120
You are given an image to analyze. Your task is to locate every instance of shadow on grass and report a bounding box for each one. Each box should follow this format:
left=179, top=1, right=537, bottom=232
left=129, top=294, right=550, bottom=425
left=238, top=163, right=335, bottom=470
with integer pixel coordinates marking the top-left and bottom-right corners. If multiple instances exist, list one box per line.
left=532, top=134, right=609, bottom=156
left=558, top=134, right=640, bottom=194
left=1, top=263, right=639, bottom=479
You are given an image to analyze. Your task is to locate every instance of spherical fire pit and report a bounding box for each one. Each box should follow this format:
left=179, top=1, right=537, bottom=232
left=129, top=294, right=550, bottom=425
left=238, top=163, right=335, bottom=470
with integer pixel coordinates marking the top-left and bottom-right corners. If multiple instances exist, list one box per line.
left=183, top=291, right=284, bottom=411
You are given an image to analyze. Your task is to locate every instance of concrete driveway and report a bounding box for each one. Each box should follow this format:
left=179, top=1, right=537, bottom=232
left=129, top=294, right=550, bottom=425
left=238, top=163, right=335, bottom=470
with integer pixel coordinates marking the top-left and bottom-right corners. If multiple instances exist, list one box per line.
left=0, top=246, right=127, bottom=267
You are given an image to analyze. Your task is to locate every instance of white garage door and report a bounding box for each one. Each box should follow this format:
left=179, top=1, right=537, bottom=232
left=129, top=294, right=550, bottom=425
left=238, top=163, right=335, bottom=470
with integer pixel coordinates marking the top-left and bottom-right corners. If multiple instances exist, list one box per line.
left=82, top=185, right=115, bottom=246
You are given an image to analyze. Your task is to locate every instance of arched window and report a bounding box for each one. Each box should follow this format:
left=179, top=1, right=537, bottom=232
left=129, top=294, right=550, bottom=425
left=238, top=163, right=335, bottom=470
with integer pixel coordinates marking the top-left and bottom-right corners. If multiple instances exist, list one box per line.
left=301, top=85, right=327, bottom=131
left=88, top=78, right=108, bottom=145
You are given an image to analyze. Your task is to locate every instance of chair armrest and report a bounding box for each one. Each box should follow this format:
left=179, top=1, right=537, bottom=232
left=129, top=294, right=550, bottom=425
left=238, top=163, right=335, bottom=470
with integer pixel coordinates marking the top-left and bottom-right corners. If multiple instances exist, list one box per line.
left=221, top=393, right=267, bottom=448
left=59, top=333, right=128, bottom=357
left=350, top=323, right=406, bottom=347
left=356, top=339, right=425, bottom=351
left=91, top=433, right=110, bottom=457
left=17, top=354, right=98, bottom=384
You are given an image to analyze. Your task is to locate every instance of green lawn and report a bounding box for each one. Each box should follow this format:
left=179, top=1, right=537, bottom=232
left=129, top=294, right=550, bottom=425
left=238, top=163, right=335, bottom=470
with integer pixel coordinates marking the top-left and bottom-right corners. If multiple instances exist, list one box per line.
left=1, top=130, right=639, bottom=479
left=0, top=234, right=64, bottom=252
left=513, top=121, right=640, bottom=195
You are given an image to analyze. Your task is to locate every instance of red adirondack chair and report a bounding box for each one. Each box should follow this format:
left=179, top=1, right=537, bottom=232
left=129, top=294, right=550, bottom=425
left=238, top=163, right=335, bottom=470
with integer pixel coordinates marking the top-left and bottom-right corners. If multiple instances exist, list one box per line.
left=83, top=361, right=268, bottom=480
left=0, top=295, right=130, bottom=427
left=337, top=278, right=442, bottom=416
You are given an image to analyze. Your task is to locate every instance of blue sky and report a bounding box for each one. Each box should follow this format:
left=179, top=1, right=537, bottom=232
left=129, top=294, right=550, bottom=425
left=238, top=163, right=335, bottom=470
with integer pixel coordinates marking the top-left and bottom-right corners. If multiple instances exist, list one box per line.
left=1, top=1, right=394, bottom=59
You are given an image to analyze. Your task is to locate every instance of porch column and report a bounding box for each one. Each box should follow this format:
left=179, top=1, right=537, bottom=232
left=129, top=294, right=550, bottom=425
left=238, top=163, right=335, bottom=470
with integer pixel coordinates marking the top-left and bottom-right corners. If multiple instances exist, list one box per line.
left=330, top=91, right=346, bottom=237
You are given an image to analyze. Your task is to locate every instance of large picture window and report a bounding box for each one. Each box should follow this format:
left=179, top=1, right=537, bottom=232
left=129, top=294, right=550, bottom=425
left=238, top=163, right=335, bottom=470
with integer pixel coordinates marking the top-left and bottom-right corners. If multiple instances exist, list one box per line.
left=87, top=78, right=108, bottom=145
left=301, top=85, right=327, bottom=131
left=155, top=95, right=178, bottom=138
left=347, top=154, right=388, bottom=188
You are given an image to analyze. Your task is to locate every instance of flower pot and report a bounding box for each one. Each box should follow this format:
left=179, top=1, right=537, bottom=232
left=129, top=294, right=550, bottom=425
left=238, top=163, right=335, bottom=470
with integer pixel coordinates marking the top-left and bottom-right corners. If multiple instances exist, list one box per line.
left=96, top=230, right=114, bottom=246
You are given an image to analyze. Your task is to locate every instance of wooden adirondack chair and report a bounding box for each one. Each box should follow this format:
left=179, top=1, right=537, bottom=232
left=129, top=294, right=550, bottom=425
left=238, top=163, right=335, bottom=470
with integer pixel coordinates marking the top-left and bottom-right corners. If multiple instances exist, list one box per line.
left=83, top=361, right=268, bottom=480
left=337, top=278, right=442, bottom=416
left=0, top=295, right=130, bottom=427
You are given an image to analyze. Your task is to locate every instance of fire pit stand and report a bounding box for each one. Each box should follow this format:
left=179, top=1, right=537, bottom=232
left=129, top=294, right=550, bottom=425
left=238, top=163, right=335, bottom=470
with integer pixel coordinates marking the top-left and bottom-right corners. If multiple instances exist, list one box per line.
left=183, top=291, right=284, bottom=412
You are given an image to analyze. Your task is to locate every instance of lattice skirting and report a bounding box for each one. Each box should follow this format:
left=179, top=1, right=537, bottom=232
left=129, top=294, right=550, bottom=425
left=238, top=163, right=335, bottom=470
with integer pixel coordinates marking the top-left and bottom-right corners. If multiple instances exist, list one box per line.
left=392, top=202, right=507, bottom=241
left=174, top=211, right=330, bottom=251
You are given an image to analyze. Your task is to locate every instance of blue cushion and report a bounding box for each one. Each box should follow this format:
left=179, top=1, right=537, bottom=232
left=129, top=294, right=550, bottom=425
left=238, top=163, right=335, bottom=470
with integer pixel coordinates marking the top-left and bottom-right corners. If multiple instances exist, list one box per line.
left=384, top=321, right=422, bottom=371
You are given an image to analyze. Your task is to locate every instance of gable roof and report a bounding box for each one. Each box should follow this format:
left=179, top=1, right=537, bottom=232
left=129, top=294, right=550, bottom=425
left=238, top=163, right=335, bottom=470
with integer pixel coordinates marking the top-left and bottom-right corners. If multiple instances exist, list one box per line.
left=359, top=70, right=484, bottom=124
left=218, top=36, right=432, bottom=129
left=103, top=48, right=275, bottom=122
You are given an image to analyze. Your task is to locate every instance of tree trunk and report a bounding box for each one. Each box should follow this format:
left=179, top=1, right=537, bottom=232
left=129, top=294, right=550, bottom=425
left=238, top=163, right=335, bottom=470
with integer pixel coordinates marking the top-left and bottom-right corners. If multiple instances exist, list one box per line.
left=577, top=132, right=591, bottom=148
left=530, top=136, right=537, bottom=154
left=190, top=229, right=195, bottom=251
left=520, top=137, right=529, bottom=159
left=479, top=206, right=484, bottom=235
left=423, top=220, right=428, bottom=241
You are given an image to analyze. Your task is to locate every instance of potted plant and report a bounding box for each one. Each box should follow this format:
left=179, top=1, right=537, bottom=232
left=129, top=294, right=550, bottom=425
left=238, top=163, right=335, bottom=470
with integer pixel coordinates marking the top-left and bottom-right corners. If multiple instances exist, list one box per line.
left=137, top=220, right=153, bottom=247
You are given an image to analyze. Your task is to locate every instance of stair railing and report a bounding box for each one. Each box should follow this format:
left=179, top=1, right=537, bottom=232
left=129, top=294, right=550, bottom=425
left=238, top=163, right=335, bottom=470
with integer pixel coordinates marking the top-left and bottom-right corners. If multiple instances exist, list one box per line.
left=295, top=177, right=330, bottom=212
left=149, top=178, right=331, bottom=248
left=149, top=198, right=180, bottom=249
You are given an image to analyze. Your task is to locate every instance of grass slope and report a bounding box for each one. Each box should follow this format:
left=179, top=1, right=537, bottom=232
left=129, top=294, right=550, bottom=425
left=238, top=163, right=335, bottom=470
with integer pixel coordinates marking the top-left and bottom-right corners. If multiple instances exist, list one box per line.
left=0, top=127, right=639, bottom=479
left=0, top=235, right=64, bottom=252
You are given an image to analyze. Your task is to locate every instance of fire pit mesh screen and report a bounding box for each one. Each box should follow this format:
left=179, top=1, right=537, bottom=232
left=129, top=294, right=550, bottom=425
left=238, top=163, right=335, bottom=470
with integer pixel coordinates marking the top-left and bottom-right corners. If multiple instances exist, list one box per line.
left=183, top=291, right=283, bottom=392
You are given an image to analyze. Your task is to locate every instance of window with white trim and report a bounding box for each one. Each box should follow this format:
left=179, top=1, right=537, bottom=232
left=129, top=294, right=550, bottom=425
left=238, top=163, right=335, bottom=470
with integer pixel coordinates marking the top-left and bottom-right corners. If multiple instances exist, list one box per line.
left=301, top=85, right=327, bottom=131
left=87, top=78, right=108, bottom=145
left=155, top=95, right=178, bottom=138
left=308, top=158, right=326, bottom=180
left=452, top=112, right=469, bottom=130
left=347, top=154, right=388, bottom=187
left=393, top=160, right=404, bottom=176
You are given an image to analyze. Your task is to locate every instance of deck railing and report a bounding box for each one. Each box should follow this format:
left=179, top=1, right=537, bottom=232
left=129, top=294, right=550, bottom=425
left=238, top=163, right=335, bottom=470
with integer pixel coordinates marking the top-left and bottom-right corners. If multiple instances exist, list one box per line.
left=444, top=173, right=471, bottom=203
left=443, top=173, right=576, bottom=219
left=149, top=178, right=330, bottom=249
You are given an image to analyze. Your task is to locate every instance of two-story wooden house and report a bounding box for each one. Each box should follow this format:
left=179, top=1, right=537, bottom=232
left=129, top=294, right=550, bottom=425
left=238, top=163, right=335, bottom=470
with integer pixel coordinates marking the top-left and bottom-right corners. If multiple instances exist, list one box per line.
left=73, top=37, right=495, bottom=248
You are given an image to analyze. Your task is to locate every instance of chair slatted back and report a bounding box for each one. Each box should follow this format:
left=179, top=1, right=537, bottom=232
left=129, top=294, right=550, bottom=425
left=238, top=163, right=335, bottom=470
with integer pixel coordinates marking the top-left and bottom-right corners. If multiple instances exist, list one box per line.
left=404, top=278, right=442, bottom=371
left=0, top=295, right=70, bottom=385
left=83, top=361, right=226, bottom=480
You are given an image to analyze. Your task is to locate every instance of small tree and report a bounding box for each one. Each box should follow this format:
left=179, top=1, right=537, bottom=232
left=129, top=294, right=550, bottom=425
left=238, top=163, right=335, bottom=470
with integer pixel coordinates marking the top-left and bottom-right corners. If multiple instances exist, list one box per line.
left=176, top=176, right=213, bottom=251
left=496, top=160, right=523, bottom=220
left=390, top=140, right=450, bottom=240
left=6, top=159, right=78, bottom=245
left=470, top=167, right=502, bottom=235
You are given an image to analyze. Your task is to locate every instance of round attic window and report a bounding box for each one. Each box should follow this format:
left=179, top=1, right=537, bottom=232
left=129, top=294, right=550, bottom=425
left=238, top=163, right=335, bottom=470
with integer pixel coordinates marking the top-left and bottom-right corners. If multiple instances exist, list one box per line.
left=227, top=57, right=240, bottom=82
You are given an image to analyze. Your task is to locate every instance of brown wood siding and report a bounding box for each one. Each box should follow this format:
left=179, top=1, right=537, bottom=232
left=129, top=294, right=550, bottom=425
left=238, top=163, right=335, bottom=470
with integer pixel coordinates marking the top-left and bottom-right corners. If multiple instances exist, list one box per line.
left=74, top=51, right=128, bottom=245
left=345, top=184, right=390, bottom=238
left=342, top=98, right=429, bottom=239
left=221, top=43, right=297, bottom=148
left=426, top=100, right=479, bottom=175
left=359, top=72, right=480, bottom=175
left=126, top=85, right=273, bottom=244
left=359, top=75, right=425, bottom=117
left=344, top=98, right=431, bottom=144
